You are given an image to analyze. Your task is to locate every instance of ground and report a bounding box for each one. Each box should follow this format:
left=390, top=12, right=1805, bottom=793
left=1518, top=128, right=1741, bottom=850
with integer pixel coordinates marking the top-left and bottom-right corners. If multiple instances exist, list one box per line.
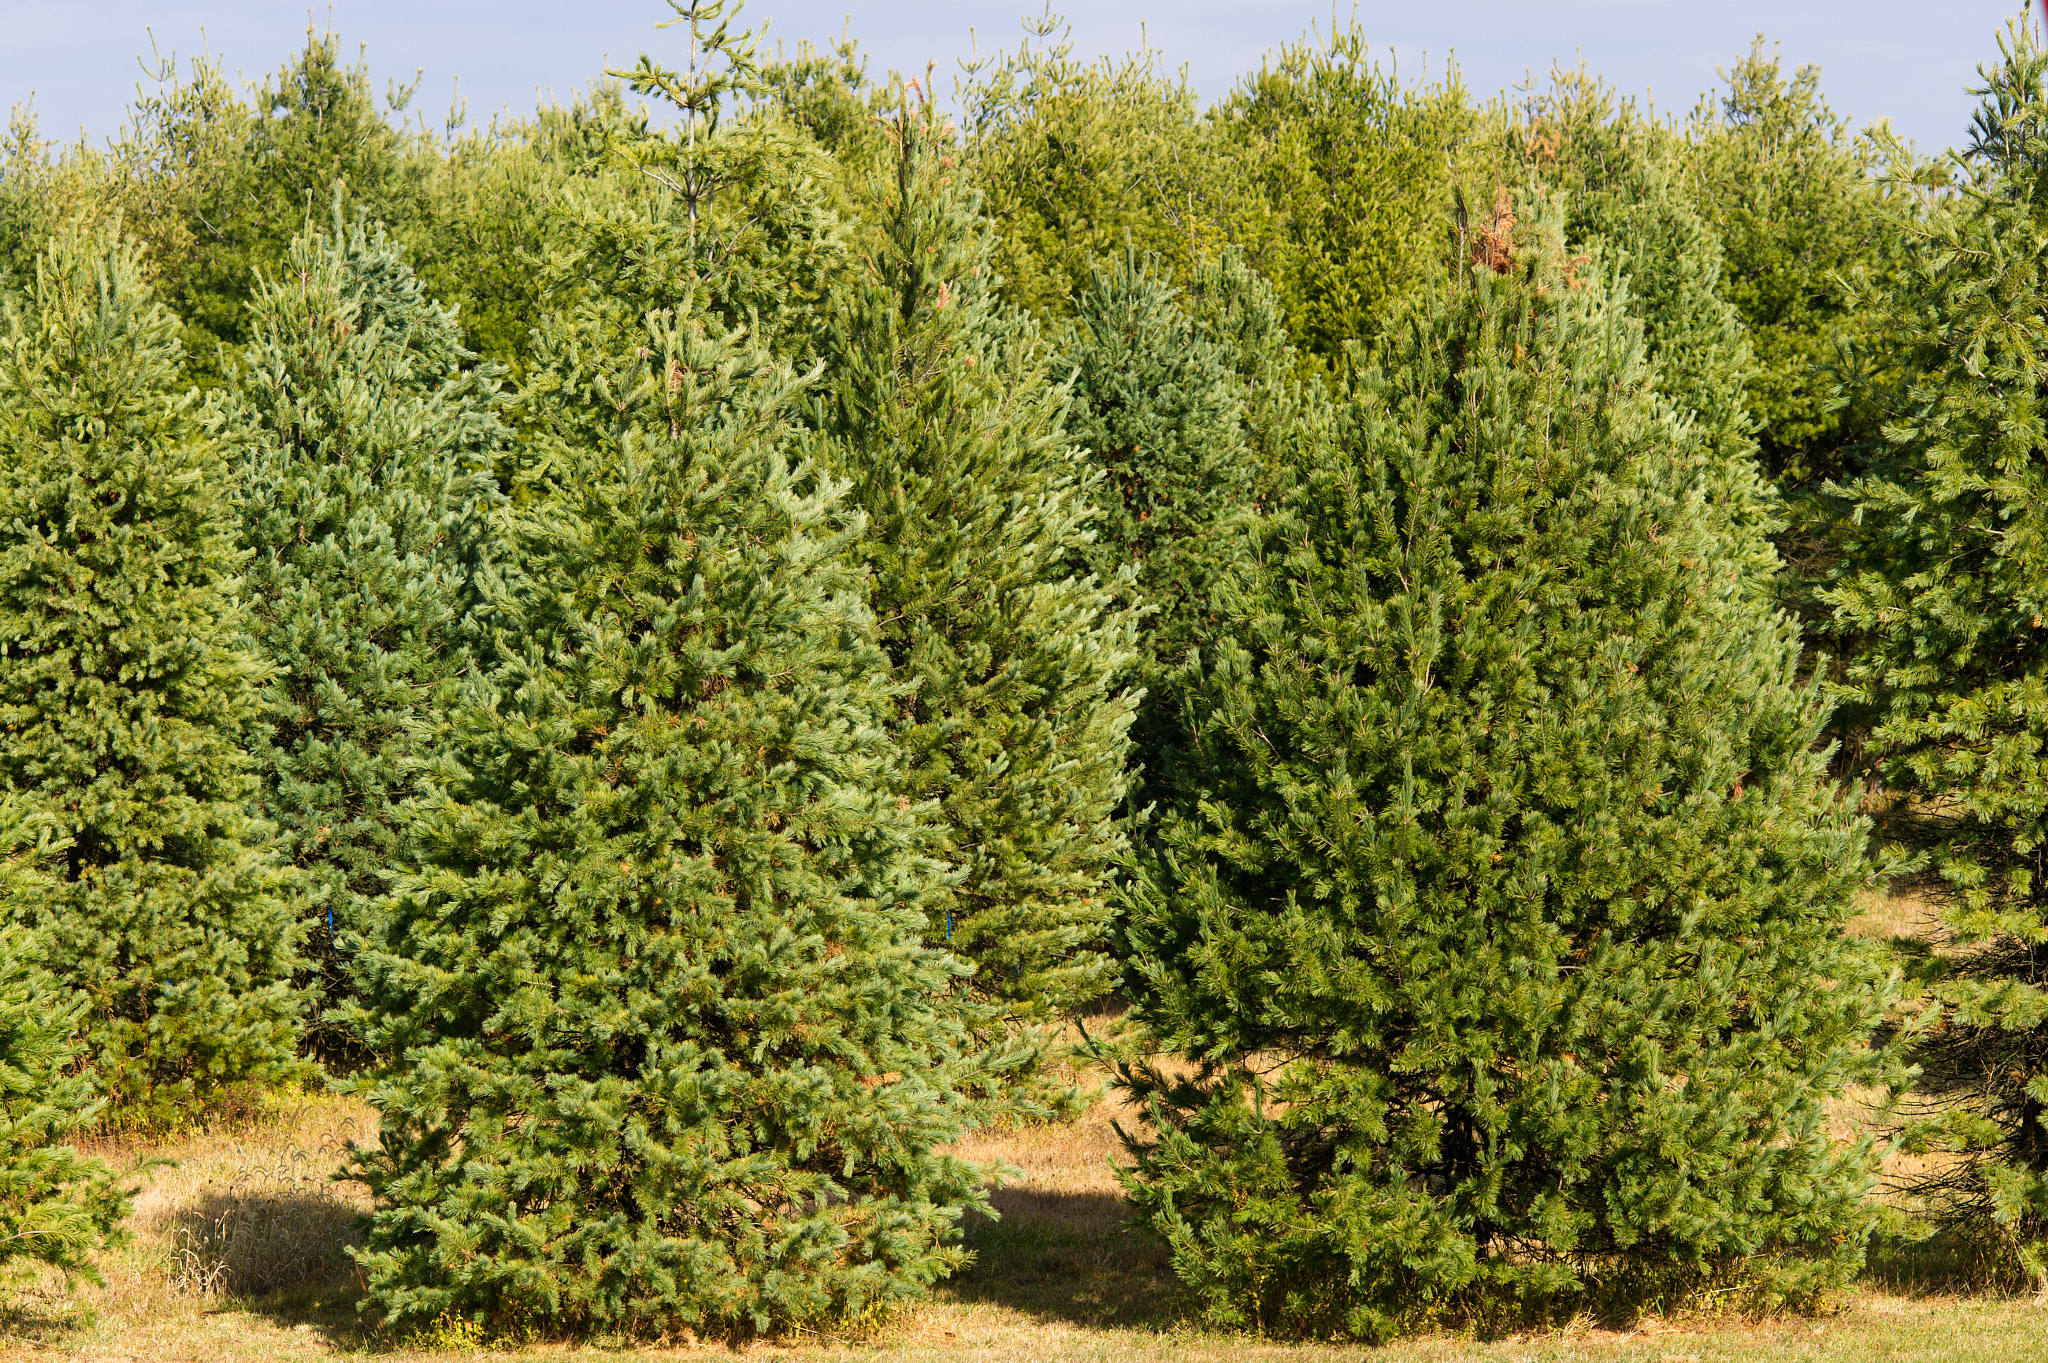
left=3, top=885, right=2040, bottom=1361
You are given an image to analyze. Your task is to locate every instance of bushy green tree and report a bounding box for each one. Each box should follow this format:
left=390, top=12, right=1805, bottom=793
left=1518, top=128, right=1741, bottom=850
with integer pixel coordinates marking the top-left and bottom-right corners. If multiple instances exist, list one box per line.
left=231, top=211, right=510, bottom=1058
left=113, top=29, right=425, bottom=379
left=808, top=88, right=1138, bottom=1017
left=1218, top=23, right=1473, bottom=368
left=0, top=233, right=300, bottom=1119
left=1061, top=251, right=1255, bottom=797
left=1826, top=22, right=2048, bottom=1279
left=0, top=806, right=128, bottom=1284
left=344, top=285, right=999, bottom=1343
left=960, top=15, right=1258, bottom=319
left=1117, top=244, right=1892, bottom=1340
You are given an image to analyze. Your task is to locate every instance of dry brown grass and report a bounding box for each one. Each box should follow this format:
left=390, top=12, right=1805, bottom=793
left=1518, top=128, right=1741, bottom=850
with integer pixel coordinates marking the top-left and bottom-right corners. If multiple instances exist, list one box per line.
left=5, top=940, right=2046, bottom=1361
left=1846, top=883, right=1942, bottom=943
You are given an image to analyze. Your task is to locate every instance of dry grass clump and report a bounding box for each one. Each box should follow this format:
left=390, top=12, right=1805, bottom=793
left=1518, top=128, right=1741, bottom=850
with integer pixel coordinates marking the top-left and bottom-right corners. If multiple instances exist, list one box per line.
left=98, top=1092, right=375, bottom=1305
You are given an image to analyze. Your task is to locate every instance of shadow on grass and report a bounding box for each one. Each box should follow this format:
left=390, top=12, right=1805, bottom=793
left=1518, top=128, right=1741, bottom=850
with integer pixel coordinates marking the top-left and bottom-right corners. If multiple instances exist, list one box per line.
left=0, top=1276, right=100, bottom=1351
left=1863, top=1225, right=2038, bottom=1300
left=943, top=1186, right=1190, bottom=1329
left=161, top=1186, right=374, bottom=1347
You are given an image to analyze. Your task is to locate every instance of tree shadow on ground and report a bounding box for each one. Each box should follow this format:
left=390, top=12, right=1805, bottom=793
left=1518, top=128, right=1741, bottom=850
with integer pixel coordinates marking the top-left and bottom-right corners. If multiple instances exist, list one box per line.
left=941, top=1186, right=1192, bottom=1329
left=161, top=1186, right=372, bottom=1346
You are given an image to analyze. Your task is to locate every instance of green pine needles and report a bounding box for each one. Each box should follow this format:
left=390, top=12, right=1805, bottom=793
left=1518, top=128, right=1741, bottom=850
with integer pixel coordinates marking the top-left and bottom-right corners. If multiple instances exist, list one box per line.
left=232, top=210, right=510, bottom=1058
left=1116, top=239, right=1893, bottom=1339
left=809, top=88, right=1139, bottom=1017
left=1062, top=251, right=1256, bottom=800
left=0, top=232, right=302, bottom=1121
left=0, top=806, right=128, bottom=1283
left=343, top=287, right=1001, bottom=1337
left=1828, top=20, right=2048, bottom=1282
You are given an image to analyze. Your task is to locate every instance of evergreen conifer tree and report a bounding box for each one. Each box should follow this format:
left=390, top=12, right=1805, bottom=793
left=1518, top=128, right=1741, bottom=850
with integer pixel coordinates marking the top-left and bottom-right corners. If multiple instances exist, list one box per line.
left=808, top=87, right=1139, bottom=1017
left=0, top=233, right=300, bottom=1118
left=1116, top=232, right=1892, bottom=1339
left=1061, top=252, right=1254, bottom=799
left=1685, top=42, right=1901, bottom=497
left=344, top=43, right=1006, bottom=1320
left=1826, top=21, right=2048, bottom=1276
left=0, top=803, right=128, bottom=1283
left=231, top=211, right=511, bottom=1058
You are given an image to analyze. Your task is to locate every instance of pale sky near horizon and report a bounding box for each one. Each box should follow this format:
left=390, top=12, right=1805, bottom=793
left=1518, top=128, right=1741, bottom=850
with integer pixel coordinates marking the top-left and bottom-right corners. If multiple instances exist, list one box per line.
left=0, top=2, right=2024, bottom=155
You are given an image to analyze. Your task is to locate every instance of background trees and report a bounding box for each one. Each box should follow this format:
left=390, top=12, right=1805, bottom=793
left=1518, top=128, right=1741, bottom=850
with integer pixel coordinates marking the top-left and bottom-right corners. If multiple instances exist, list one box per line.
left=808, top=88, right=1138, bottom=1017
left=5, top=0, right=2035, bottom=1333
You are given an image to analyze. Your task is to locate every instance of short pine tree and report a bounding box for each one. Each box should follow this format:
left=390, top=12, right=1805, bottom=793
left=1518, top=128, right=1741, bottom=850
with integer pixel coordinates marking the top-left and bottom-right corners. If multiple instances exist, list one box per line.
left=1062, top=252, right=1255, bottom=798
left=232, top=212, right=510, bottom=1058
left=344, top=293, right=1001, bottom=1338
left=808, top=88, right=1139, bottom=1016
left=1117, top=246, right=1892, bottom=1340
left=0, top=805, right=128, bottom=1283
left=1826, top=22, right=2048, bottom=1276
left=0, top=233, right=301, bottom=1119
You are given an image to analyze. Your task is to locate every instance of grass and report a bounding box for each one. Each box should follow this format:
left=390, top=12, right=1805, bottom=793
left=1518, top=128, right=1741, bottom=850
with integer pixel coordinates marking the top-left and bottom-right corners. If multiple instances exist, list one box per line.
left=1, top=898, right=2036, bottom=1360
left=2, top=1082, right=2045, bottom=1362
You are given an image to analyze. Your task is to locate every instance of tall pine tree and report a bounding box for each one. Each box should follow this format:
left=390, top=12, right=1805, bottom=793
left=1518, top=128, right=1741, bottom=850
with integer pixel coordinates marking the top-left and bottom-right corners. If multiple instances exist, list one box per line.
left=809, top=86, right=1139, bottom=1017
left=345, top=288, right=1002, bottom=1341
left=1826, top=21, right=2048, bottom=1279
left=0, top=233, right=300, bottom=1118
left=231, top=210, right=511, bottom=1059
left=1117, top=231, right=1892, bottom=1339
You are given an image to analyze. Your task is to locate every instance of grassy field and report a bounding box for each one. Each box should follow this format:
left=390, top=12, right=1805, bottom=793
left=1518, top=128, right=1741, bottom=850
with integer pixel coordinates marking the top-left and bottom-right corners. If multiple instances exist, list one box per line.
left=4, top=886, right=2038, bottom=1361
left=0, top=1080, right=2039, bottom=1363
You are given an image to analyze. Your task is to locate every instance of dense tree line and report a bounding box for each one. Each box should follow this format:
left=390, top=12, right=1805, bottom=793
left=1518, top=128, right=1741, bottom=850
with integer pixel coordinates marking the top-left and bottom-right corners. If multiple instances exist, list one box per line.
left=3, top=0, right=2048, bottom=1339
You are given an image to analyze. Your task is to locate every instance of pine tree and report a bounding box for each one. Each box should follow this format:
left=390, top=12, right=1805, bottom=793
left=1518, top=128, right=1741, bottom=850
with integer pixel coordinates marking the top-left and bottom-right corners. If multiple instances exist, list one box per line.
left=344, top=281, right=1003, bottom=1339
left=1826, top=21, right=2048, bottom=1279
left=0, top=233, right=301, bottom=1119
left=1061, top=251, right=1254, bottom=800
left=0, top=802, right=128, bottom=1283
left=122, top=28, right=426, bottom=380
left=808, top=86, right=1139, bottom=1018
left=231, top=211, right=511, bottom=1059
left=1218, top=20, right=1474, bottom=370
left=1116, top=234, right=1893, bottom=1340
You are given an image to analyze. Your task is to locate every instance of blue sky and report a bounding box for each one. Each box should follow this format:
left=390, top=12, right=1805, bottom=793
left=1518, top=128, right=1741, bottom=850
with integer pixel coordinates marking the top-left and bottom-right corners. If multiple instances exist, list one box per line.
left=0, top=2, right=2022, bottom=153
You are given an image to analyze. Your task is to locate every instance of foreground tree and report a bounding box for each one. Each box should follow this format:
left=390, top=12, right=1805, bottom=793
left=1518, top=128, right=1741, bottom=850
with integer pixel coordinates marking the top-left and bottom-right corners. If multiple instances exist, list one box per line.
left=232, top=212, right=510, bottom=1056
left=0, top=233, right=301, bottom=1119
left=344, top=280, right=1004, bottom=1338
left=1117, top=232, right=1893, bottom=1340
left=1827, top=23, right=2048, bottom=1281
left=0, top=806, right=128, bottom=1283
left=808, top=88, right=1138, bottom=1017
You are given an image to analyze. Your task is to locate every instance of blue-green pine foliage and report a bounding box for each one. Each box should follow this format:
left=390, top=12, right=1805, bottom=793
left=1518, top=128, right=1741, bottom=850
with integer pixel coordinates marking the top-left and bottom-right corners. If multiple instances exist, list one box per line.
left=231, top=212, right=510, bottom=1057
left=0, top=233, right=301, bottom=1119
left=1061, top=251, right=1256, bottom=801
left=342, top=176, right=1005, bottom=1340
